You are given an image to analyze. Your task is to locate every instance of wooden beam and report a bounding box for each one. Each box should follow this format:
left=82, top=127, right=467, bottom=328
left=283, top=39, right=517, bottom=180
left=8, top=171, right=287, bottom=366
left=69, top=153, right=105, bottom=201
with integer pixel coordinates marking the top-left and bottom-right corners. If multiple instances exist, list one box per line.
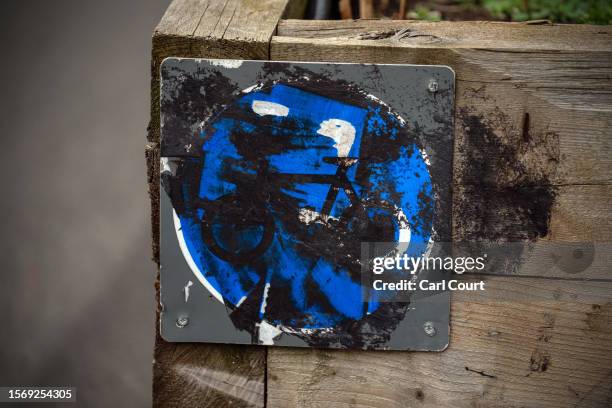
left=154, top=342, right=266, bottom=407
left=276, top=20, right=612, bottom=50
left=273, top=21, right=612, bottom=184
left=454, top=185, right=612, bottom=280
left=148, top=13, right=612, bottom=407
left=150, top=1, right=289, bottom=407
left=268, top=276, right=612, bottom=407
left=272, top=20, right=612, bottom=279
left=266, top=20, right=612, bottom=407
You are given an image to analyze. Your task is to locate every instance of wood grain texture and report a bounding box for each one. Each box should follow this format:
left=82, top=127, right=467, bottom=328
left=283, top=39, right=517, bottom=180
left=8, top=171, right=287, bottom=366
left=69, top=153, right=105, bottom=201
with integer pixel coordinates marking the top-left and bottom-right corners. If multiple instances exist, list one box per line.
left=272, top=19, right=612, bottom=281
left=150, top=1, right=289, bottom=407
left=148, top=13, right=612, bottom=407
left=276, top=20, right=612, bottom=50
left=273, top=20, right=612, bottom=185
left=268, top=277, right=612, bottom=407
left=149, top=0, right=291, bottom=144
left=266, top=19, right=612, bottom=407
left=455, top=184, right=612, bottom=280
left=154, top=341, right=266, bottom=408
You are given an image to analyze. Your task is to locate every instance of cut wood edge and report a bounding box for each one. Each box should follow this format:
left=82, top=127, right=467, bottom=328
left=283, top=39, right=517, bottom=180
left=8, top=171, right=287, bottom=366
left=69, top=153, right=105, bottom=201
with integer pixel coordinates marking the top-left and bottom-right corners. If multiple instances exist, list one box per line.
left=150, top=1, right=290, bottom=407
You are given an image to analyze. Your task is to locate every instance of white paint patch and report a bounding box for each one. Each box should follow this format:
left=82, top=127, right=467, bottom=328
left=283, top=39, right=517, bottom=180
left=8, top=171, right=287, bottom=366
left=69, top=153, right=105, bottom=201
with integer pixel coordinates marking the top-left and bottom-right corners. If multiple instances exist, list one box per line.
left=298, top=208, right=339, bottom=225
left=317, top=119, right=356, bottom=157
left=298, top=208, right=319, bottom=224
left=209, top=59, right=243, bottom=69
left=173, top=210, right=224, bottom=303
left=421, top=150, right=431, bottom=166
left=395, top=207, right=411, bottom=255
left=183, top=280, right=194, bottom=303
left=235, top=295, right=247, bottom=308
left=252, top=100, right=289, bottom=117
left=161, top=157, right=170, bottom=173
left=241, top=83, right=264, bottom=94
left=259, top=282, right=271, bottom=315
left=174, top=364, right=263, bottom=407
left=257, top=320, right=283, bottom=345
left=161, top=157, right=178, bottom=175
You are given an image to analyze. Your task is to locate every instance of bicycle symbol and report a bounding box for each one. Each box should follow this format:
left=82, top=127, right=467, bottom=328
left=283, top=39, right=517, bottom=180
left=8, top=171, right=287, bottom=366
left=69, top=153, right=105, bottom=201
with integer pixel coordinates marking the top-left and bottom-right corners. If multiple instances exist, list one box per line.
left=198, top=156, right=411, bottom=264
left=168, top=82, right=433, bottom=344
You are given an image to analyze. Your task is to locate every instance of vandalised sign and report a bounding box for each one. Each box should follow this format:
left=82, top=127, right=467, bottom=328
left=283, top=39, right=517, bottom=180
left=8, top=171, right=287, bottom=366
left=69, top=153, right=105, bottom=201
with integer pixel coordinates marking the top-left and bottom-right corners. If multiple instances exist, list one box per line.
left=159, top=59, right=454, bottom=350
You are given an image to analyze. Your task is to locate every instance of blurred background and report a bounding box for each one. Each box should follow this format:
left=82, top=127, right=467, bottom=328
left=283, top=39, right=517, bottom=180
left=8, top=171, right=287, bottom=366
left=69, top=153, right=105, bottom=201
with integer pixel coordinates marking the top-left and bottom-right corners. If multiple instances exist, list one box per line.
left=0, top=0, right=169, bottom=406
left=311, top=0, right=611, bottom=23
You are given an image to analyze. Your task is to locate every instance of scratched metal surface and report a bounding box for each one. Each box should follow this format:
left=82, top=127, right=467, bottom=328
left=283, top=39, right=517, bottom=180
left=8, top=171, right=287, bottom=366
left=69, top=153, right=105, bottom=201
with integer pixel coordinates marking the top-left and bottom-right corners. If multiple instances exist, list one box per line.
left=159, top=59, right=454, bottom=350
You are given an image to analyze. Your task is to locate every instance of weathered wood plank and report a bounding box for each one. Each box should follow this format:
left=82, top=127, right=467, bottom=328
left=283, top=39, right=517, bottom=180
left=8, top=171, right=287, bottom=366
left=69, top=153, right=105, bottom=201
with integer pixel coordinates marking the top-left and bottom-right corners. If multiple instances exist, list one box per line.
left=455, top=185, right=612, bottom=280
left=266, top=22, right=612, bottom=406
left=277, top=20, right=612, bottom=51
left=149, top=0, right=291, bottom=144
left=548, top=185, right=611, bottom=243
left=453, top=185, right=612, bottom=243
left=268, top=276, right=612, bottom=407
left=154, top=341, right=265, bottom=407
left=150, top=1, right=289, bottom=407
left=148, top=14, right=612, bottom=408
left=271, top=20, right=611, bottom=280
left=272, top=20, right=612, bottom=185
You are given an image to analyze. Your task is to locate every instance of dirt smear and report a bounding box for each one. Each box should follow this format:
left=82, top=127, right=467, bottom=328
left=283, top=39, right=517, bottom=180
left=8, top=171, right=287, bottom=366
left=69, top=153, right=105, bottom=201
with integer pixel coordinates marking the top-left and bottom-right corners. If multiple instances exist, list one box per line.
left=455, top=106, right=559, bottom=242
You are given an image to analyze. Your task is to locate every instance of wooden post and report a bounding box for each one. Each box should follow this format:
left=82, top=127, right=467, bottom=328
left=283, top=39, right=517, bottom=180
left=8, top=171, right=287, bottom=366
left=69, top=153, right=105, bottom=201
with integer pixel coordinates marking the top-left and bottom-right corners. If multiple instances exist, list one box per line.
left=148, top=1, right=290, bottom=406
left=149, top=4, right=612, bottom=406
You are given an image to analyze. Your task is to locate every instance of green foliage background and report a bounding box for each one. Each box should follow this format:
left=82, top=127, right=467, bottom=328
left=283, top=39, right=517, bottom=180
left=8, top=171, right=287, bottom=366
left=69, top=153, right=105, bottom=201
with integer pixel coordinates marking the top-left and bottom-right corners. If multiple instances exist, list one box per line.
left=411, top=1, right=612, bottom=24
left=478, top=0, right=611, bottom=24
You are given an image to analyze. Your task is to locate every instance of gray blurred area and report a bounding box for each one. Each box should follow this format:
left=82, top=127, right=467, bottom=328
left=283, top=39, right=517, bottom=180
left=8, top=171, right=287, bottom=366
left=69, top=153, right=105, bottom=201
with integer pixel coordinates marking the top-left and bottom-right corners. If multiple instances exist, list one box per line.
left=0, top=0, right=170, bottom=406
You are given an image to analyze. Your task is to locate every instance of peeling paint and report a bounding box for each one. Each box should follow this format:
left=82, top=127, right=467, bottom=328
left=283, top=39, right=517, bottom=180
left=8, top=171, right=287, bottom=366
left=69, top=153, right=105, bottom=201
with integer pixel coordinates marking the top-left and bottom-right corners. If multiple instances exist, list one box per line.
left=183, top=280, right=193, bottom=302
left=209, top=59, right=243, bottom=69
left=251, top=100, right=289, bottom=117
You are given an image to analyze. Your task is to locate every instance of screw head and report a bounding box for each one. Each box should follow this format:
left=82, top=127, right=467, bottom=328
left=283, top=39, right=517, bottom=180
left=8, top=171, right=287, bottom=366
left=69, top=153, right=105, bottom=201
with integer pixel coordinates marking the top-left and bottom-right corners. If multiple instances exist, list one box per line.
left=176, top=316, right=189, bottom=328
left=427, top=79, right=439, bottom=93
left=423, top=321, right=436, bottom=336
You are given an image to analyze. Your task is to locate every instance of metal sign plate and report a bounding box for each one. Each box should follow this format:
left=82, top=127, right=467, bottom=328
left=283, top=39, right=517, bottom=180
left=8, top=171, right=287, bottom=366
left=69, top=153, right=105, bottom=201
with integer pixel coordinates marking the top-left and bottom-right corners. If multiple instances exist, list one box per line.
left=159, top=58, right=454, bottom=350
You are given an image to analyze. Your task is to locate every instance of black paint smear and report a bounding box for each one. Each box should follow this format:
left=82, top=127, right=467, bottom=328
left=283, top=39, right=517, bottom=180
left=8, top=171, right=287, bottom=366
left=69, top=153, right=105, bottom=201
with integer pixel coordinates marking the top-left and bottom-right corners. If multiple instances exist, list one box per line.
left=456, top=107, right=558, bottom=241
left=160, top=63, right=240, bottom=156
left=455, top=106, right=559, bottom=276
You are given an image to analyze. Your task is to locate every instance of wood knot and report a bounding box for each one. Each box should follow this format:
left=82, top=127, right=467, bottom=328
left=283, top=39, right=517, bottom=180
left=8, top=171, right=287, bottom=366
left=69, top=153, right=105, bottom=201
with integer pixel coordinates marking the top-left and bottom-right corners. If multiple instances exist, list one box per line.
left=357, top=28, right=442, bottom=43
